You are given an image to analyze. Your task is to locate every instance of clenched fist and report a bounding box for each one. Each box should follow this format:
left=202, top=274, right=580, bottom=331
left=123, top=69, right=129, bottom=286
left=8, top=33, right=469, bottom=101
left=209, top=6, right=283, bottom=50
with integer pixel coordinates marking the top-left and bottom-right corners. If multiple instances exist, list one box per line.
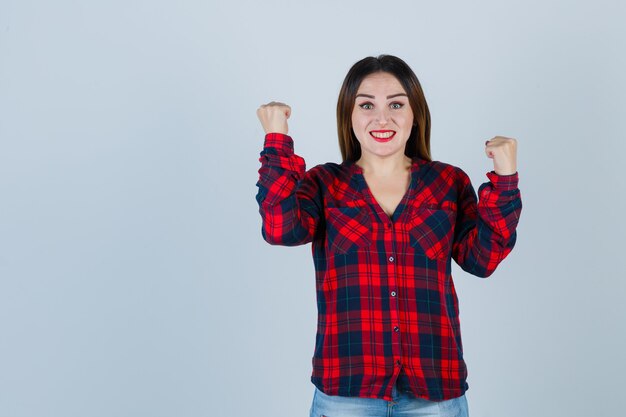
left=485, top=136, right=517, bottom=175
left=256, top=101, right=291, bottom=135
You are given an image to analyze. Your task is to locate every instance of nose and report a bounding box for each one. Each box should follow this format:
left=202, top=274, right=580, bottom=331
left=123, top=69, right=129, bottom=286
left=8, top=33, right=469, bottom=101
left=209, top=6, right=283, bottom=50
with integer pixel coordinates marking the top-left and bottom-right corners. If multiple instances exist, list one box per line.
left=375, top=107, right=390, bottom=125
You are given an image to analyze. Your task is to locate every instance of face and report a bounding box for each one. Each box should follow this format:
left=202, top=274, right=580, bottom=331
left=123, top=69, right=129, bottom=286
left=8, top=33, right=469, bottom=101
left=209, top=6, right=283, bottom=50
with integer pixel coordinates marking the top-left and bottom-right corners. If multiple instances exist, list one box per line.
left=351, top=72, right=414, bottom=162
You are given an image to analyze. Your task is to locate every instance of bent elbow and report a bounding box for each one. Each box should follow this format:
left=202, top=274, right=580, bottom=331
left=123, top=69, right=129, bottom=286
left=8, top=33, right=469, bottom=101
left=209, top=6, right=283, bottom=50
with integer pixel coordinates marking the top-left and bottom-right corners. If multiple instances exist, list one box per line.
left=261, top=226, right=310, bottom=247
left=461, top=263, right=495, bottom=279
left=261, top=229, right=280, bottom=245
left=477, top=267, right=496, bottom=279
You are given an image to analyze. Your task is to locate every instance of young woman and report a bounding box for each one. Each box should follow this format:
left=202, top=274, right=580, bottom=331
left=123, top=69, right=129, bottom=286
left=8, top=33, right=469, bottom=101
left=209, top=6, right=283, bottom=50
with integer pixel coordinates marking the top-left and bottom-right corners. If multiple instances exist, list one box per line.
left=256, top=55, right=521, bottom=417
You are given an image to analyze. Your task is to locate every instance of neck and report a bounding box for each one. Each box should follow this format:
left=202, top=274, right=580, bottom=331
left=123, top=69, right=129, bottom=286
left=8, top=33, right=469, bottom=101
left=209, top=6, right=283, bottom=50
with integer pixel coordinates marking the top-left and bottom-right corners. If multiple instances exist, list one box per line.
left=356, top=153, right=412, bottom=177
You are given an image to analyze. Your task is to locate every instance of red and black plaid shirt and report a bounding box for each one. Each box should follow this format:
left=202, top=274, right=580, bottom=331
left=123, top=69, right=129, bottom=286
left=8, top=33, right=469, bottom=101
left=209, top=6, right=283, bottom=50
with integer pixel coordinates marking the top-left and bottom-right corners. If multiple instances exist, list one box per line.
left=256, top=133, right=522, bottom=401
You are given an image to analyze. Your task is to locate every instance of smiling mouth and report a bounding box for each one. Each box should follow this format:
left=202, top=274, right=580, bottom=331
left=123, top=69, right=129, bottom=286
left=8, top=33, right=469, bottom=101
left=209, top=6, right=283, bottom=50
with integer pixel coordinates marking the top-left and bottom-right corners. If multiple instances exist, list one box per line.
left=370, top=130, right=396, bottom=142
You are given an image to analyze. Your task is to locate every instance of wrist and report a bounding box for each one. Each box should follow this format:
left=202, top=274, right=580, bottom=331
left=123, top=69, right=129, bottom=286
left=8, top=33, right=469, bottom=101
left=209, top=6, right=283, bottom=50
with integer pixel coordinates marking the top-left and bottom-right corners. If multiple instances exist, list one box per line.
left=493, top=164, right=517, bottom=176
left=493, top=169, right=517, bottom=176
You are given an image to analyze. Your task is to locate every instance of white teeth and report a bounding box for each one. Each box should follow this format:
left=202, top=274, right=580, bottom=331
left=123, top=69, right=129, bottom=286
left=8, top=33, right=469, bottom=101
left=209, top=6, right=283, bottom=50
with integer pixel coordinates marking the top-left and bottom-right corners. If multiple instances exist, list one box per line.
left=371, top=131, right=394, bottom=139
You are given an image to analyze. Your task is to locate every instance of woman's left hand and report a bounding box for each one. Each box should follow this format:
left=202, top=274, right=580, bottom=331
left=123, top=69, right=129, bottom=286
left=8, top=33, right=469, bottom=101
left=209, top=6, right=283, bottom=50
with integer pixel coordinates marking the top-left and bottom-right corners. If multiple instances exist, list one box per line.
left=485, top=136, right=517, bottom=175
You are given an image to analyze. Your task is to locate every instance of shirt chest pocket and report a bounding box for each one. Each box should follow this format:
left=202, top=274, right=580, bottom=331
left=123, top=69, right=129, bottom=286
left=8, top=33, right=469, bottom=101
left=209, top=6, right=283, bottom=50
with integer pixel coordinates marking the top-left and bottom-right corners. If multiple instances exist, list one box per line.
left=407, top=205, right=456, bottom=260
left=326, top=206, right=372, bottom=254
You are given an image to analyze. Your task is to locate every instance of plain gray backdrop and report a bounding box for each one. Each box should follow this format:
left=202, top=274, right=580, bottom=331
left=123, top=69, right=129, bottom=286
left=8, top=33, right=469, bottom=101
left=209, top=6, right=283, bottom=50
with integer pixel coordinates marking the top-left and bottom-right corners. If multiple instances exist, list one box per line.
left=1, top=1, right=625, bottom=416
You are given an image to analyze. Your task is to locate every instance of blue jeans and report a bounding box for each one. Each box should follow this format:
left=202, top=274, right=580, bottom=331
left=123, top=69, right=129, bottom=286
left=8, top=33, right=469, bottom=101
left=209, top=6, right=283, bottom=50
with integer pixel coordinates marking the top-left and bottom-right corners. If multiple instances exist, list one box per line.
left=309, top=384, right=469, bottom=417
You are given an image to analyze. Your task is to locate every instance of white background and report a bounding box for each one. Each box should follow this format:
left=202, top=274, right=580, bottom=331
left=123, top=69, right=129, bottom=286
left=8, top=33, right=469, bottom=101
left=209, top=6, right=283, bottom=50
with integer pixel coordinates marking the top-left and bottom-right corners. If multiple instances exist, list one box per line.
left=1, top=1, right=625, bottom=416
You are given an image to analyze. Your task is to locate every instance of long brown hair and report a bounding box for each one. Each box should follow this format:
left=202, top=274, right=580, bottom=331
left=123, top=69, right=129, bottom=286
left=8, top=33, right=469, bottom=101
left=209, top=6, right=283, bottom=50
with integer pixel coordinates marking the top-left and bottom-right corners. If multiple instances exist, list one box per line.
left=337, top=55, right=431, bottom=162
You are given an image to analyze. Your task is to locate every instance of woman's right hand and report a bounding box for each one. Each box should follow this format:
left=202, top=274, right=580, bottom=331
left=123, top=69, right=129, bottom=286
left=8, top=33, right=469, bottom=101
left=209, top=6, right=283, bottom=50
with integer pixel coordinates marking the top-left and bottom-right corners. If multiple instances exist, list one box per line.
left=256, top=101, right=291, bottom=134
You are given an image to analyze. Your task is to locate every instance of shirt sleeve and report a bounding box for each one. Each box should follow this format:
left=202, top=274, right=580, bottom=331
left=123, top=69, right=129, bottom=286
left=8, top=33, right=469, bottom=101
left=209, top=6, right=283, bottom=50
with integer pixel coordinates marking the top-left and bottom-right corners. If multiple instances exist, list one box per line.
left=255, top=133, right=323, bottom=246
left=451, top=170, right=522, bottom=277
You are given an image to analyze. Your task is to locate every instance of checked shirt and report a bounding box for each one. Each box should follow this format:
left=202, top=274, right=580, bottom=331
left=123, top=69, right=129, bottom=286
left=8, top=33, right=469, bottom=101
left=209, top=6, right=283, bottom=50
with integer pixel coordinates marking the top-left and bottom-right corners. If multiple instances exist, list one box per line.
left=256, top=133, right=522, bottom=402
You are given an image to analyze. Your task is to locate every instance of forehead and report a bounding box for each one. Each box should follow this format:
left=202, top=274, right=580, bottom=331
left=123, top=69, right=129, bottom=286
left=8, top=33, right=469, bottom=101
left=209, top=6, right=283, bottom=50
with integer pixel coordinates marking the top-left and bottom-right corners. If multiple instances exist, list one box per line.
left=356, top=72, right=406, bottom=94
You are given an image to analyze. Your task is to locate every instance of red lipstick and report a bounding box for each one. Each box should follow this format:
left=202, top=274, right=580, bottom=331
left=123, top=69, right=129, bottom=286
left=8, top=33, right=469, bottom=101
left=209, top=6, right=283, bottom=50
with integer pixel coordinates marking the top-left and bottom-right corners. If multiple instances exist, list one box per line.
left=369, top=130, right=396, bottom=142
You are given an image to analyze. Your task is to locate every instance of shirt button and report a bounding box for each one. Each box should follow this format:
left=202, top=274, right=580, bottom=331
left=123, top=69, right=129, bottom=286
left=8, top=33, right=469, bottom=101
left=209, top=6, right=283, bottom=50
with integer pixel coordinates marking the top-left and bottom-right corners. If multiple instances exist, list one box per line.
left=396, top=360, right=402, bottom=366
left=388, top=256, right=395, bottom=262
left=391, top=291, right=397, bottom=297
left=393, top=326, right=400, bottom=332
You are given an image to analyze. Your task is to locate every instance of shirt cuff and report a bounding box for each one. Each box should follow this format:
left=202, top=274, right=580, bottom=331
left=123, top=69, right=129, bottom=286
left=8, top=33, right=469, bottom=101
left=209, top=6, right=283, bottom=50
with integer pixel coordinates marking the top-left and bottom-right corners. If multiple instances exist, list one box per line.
left=264, top=133, right=294, bottom=153
left=486, top=171, right=519, bottom=190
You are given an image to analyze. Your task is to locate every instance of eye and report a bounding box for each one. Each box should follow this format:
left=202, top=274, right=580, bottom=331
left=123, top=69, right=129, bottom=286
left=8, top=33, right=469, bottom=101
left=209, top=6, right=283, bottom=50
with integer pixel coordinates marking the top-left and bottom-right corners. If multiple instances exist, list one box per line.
left=359, top=102, right=373, bottom=110
left=390, top=102, right=404, bottom=109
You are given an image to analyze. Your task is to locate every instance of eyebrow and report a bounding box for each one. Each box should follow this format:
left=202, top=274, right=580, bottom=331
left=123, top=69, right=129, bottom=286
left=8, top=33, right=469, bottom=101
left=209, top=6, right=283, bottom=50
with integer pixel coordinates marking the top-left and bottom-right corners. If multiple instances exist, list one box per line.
left=355, top=93, right=408, bottom=99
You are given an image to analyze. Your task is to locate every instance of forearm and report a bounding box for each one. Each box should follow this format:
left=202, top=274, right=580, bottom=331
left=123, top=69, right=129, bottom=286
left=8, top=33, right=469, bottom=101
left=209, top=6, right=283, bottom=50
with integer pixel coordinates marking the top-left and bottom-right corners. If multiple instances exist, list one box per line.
left=256, top=133, right=319, bottom=246
left=453, top=171, right=522, bottom=277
